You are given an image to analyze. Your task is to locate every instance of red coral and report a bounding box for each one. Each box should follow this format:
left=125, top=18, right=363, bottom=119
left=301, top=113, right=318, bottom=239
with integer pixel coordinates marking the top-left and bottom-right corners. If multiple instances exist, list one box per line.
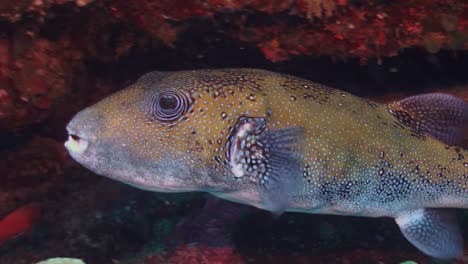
left=144, top=245, right=244, bottom=264
left=141, top=244, right=433, bottom=264
left=110, top=0, right=468, bottom=61
left=2, top=0, right=468, bottom=67
left=208, top=0, right=294, bottom=13
left=0, top=0, right=95, bottom=22
left=0, top=36, right=83, bottom=131
left=111, top=0, right=212, bottom=46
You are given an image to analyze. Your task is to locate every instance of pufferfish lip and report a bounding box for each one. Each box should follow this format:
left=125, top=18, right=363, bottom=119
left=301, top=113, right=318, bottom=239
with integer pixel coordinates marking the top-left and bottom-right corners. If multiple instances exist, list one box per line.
left=64, top=127, right=92, bottom=155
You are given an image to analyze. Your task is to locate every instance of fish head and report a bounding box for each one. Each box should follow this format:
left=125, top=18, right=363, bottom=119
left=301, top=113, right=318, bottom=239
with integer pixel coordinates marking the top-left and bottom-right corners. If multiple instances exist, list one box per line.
left=65, top=69, right=270, bottom=194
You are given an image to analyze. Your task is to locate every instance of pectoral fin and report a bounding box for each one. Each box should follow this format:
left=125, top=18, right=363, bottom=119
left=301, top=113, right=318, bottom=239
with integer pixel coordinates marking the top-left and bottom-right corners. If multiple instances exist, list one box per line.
left=228, top=117, right=304, bottom=215
left=258, top=127, right=304, bottom=215
left=395, top=209, right=463, bottom=260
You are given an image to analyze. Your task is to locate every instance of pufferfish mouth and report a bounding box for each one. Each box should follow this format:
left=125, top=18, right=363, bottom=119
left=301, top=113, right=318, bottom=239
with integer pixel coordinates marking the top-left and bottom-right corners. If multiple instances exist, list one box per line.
left=64, top=128, right=91, bottom=155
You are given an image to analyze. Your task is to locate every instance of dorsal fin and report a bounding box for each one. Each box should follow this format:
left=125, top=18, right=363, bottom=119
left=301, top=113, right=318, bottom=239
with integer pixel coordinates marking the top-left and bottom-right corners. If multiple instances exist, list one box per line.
left=387, top=93, right=468, bottom=146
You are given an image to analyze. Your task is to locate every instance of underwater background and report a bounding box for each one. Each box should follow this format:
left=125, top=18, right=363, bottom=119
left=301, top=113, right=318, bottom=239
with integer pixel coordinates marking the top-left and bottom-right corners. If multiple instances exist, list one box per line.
left=0, top=1, right=468, bottom=263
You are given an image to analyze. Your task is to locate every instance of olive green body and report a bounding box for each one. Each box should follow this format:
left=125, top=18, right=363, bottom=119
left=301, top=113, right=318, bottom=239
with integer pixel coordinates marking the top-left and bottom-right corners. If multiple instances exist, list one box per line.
left=66, top=69, right=467, bottom=217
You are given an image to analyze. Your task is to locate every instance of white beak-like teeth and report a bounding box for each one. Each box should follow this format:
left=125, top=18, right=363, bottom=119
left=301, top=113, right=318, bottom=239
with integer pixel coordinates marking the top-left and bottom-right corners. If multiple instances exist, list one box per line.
left=64, top=134, right=89, bottom=154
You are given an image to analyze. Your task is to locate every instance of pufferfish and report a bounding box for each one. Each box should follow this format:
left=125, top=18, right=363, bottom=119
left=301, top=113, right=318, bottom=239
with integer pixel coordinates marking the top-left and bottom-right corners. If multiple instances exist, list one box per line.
left=64, top=69, right=468, bottom=259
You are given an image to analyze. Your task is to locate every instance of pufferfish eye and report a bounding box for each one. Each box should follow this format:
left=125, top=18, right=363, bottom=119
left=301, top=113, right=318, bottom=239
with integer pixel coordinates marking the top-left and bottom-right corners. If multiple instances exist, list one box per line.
left=151, top=90, right=192, bottom=122
left=159, top=95, right=178, bottom=110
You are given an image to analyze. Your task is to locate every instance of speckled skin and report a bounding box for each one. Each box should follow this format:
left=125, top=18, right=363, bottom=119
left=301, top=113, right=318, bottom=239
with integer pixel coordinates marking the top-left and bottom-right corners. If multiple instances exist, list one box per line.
left=66, top=69, right=468, bottom=219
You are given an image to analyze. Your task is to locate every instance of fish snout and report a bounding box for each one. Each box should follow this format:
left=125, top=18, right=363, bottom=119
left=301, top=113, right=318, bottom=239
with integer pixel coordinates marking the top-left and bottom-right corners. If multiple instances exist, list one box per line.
left=65, top=107, right=101, bottom=155
left=65, top=132, right=89, bottom=155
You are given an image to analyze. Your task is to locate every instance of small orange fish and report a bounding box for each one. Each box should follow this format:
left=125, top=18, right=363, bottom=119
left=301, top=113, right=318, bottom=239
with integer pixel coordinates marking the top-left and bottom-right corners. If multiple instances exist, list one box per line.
left=0, top=203, right=41, bottom=245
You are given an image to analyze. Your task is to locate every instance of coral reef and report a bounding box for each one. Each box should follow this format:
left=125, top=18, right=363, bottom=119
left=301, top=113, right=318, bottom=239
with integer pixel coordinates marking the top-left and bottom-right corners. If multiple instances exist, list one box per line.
left=0, top=137, right=68, bottom=217
left=1, top=0, right=467, bottom=62
left=0, top=37, right=83, bottom=131
left=110, top=0, right=468, bottom=62
left=0, top=0, right=94, bottom=22
left=143, top=245, right=243, bottom=264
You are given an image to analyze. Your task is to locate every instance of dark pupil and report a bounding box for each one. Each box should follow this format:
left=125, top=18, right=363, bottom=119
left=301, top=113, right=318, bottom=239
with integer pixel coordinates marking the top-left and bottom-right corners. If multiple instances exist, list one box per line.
left=159, top=95, right=178, bottom=110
